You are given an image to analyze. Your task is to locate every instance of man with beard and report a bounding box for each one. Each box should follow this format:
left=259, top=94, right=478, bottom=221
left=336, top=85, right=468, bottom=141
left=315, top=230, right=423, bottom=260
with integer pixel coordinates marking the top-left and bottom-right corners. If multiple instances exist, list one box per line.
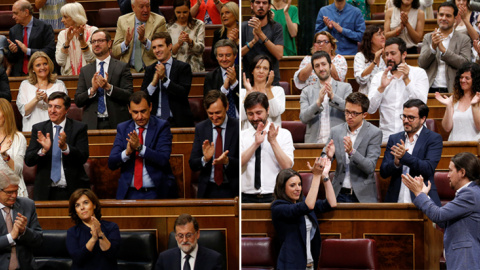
left=299, top=51, right=352, bottom=144
left=380, top=99, right=442, bottom=206
left=241, top=92, right=294, bottom=203
left=418, top=2, right=471, bottom=93
left=368, top=37, right=429, bottom=142
left=155, top=214, right=223, bottom=270
left=75, top=30, right=134, bottom=130
left=241, top=0, right=284, bottom=86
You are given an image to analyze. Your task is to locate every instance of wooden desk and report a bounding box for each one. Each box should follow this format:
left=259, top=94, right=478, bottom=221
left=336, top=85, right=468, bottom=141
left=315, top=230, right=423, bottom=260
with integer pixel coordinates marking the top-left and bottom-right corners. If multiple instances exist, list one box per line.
left=242, top=203, right=443, bottom=269
left=36, top=198, right=240, bottom=270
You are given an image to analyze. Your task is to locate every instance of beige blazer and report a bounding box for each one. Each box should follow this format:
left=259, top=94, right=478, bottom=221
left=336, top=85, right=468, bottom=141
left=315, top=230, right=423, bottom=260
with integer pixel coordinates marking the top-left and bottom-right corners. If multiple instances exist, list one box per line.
left=112, top=12, right=167, bottom=69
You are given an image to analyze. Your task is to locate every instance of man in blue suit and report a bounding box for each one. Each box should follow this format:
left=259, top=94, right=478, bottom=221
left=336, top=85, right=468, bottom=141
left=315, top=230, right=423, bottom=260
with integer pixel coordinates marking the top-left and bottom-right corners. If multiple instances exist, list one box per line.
left=108, top=91, right=177, bottom=199
left=380, top=99, right=442, bottom=206
left=155, top=214, right=222, bottom=270
left=402, top=152, right=480, bottom=269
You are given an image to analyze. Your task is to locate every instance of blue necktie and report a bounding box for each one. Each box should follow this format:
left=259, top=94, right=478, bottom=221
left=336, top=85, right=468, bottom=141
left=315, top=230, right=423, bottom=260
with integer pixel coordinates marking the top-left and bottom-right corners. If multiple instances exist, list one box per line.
left=160, top=63, right=170, bottom=120
left=98, top=61, right=106, bottom=114
left=50, top=125, right=62, bottom=183
left=223, top=72, right=237, bottom=118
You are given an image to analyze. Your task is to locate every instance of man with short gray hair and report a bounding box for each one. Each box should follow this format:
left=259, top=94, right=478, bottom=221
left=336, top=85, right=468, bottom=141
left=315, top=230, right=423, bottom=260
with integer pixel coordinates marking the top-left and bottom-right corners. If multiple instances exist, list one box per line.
left=0, top=161, right=43, bottom=269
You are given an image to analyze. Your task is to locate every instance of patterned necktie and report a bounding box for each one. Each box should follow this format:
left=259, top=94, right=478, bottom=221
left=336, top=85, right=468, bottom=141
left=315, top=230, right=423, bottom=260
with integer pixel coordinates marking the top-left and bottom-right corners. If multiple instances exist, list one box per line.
left=134, top=127, right=145, bottom=190
left=134, top=22, right=143, bottom=72
left=22, top=27, right=28, bottom=75
left=160, top=64, right=170, bottom=120
left=97, top=61, right=106, bottom=114
left=224, top=72, right=237, bottom=118
left=50, top=125, right=62, bottom=183
left=214, top=126, right=224, bottom=185
left=183, top=254, right=191, bottom=270
left=3, top=207, right=18, bottom=270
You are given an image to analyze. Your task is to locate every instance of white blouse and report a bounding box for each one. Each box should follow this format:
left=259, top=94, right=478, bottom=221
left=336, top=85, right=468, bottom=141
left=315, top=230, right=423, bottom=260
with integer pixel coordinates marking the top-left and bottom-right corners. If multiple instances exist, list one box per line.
left=354, top=52, right=386, bottom=95
left=5, top=132, right=28, bottom=197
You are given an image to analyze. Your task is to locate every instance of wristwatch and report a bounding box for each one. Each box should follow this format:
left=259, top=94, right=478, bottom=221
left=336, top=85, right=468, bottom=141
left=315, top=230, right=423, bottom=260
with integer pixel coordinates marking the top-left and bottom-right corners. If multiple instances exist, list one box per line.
left=161, top=76, right=168, bottom=84
left=323, top=177, right=330, bottom=182
left=136, top=145, right=143, bottom=152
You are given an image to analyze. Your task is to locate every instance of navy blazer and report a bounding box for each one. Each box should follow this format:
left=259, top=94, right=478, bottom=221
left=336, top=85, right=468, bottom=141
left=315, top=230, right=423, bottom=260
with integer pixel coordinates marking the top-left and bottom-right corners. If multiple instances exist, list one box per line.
left=141, top=59, right=194, bottom=127
left=6, top=17, right=55, bottom=76
left=0, top=197, right=43, bottom=270
left=155, top=245, right=223, bottom=270
left=414, top=182, right=480, bottom=269
left=271, top=199, right=332, bottom=270
left=108, top=116, right=177, bottom=199
left=203, top=65, right=239, bottom=112
left=25, top=118, right=90, bottom=200
left=380, top=127, right=442, bottom=206
left=189, top=117, right=239, bottom=198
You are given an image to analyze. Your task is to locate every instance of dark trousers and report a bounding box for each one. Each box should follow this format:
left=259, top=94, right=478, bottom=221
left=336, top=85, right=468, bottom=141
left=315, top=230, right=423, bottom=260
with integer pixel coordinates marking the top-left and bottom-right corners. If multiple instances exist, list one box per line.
left=241, top=193, right=274, bottom=203
left=48, top=186, right=69, bottom=200
left=125, top=187, right=158, bottom=199
left=337, top=192, right=360, bottom=203
left=97, top=118, right=113, bottom=129
left=203, top=182, right=234, bottom=198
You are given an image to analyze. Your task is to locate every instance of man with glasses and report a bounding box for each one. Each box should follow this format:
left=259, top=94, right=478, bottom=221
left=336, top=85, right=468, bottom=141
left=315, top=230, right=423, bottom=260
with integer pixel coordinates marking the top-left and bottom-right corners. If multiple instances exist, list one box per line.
left=75, top=30, right=134, bottom=130
left=418, top=2, right=471, bottom=93
left=299, top=51, right=352, bottom=144
left=0, top=160, right=43, bottom=269
left=321, top=92, right=382, bottom=202
left=155, top=213, right=223, bottom=270
left=380, top=99, right=442, bottom=206
left=368, top=37, right=429, bottom=142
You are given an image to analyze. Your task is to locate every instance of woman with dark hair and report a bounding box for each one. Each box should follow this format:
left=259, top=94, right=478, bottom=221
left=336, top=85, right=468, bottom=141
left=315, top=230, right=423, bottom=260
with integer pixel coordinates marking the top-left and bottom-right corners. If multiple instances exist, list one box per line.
left=385, top=0, right=425, bottom=54
left=354, top=25, right=386, bottom=94
left=294, top=31, right=347, bottom=90
left=386, top=0, right=434, bottom=19
left=454, top=0, right=480, bottom=41
left=16, top=51, right=67, bottom=131
left=435, top=62, right=480, bottom=141
left=240, top=55, right=285, bottom=130
left=168, top=0, right=205, bottom=72
left=271, top=157, right=337, bottom=270
left=66, top=189, right=121, bottom=270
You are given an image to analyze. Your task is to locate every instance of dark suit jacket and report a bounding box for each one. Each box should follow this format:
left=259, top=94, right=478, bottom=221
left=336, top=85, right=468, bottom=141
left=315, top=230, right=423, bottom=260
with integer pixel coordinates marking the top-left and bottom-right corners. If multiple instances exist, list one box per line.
left=189, top=117, right=239, bottom=198
left=6, top=17, right=55, bottom=76
left=25, top=118, right=90, bottom=200
left=141, top=59, right=194, bottom=127
left=117, top=0, right=162, bottom=14
left=0, top=66, right=11, bottom=102
left=74, top=58, right=133, bottom=130
left=414, top=182, right=480, bottom=269
left=155, top=245, right=223, bottom=270
left=271, top=199, right=332, bottom=270
left=380, top=127, right=442, bottom=206
left=108, top=116, right=178, bottom=199
left=0, top=197, right=43, bottom=270
left=203, top=65, right=239, bottom=112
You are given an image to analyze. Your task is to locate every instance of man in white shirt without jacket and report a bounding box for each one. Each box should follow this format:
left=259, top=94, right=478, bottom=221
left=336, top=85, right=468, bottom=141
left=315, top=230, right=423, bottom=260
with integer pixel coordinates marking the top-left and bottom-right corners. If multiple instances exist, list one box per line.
left=241, top=92, right=294, bottom=203
left=368, top=37, right=429, bottom=142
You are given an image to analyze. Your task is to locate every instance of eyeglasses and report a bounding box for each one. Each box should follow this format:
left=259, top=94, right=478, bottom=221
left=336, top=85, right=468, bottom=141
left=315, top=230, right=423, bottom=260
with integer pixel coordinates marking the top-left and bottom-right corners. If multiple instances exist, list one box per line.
left=345, top=110, right=363, bottom=117
left=400, top=114, right=418, bottom=122
left=175, top=232, right=196, bottom=240
left=315, top=40, right=330, bottom=45
left=1, top=189, right=18, bottom=196
left=90, top=39, right=107, bottom=44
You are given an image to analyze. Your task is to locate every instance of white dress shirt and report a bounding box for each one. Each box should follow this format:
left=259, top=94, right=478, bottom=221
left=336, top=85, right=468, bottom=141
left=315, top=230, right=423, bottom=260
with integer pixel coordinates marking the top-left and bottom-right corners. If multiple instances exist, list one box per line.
left=368, top=65, right=429, bottom=142
left=343, top=122, right=364, bottom=189
left=88, top=56, right=114, bottom=118
left=398, top=126, right=423, bottom=203
left=180, top=244, right=198, bottom=270
left=430, top=30, right=454, bottom=88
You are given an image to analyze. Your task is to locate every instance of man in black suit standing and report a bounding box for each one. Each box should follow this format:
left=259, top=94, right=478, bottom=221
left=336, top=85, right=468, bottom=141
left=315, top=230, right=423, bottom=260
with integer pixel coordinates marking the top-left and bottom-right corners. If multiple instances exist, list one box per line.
left=75, top=29, right=133, bottom=130
left=25, top=92, right=90, bottom=200
left=189, top=91, right=239, bottom=198
left=204, top=39, right=239, bottom=119
left=141, top=32, right=194, bottom=127
left=6, top=0, right=55, bottom=76
left=155, top=214, right=222, bottom=270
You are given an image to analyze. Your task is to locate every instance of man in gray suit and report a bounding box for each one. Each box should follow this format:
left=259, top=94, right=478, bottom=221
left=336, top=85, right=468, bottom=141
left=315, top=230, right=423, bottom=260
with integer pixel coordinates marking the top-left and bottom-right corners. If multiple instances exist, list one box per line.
left=322, top=92, right=382, bottom=202
left=0, top=160, right=43, bottom=269
left=299, top=51, right=352, bottom=144
left=418, top=1, right=471, bottom=93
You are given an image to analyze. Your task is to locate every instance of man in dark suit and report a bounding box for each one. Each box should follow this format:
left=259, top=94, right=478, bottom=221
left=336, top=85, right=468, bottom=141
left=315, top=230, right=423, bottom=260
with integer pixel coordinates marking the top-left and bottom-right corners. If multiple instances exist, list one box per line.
left=380, top=99, right=442, bottom=206
left=322, top=92, right=382, bottom=203
left=6, top=0, right=55, bottom=76
left=0, top=67, right=11, bottom=102
left=0, top=161, right=43, bottom=269
left=189, top=91, right=239, bottom=198
left=155, top=214, right=222, bottom=270
left=204, top=39, right=239, bottom=119
left=25, top=92, right=90, bottom=200
left=108, top=91, right=177, bottom=199
left=141, top=32, right=194, bottom=127
left=75, top=29, right=133, bottom=130
left=117, top=0, right=163, bottom=15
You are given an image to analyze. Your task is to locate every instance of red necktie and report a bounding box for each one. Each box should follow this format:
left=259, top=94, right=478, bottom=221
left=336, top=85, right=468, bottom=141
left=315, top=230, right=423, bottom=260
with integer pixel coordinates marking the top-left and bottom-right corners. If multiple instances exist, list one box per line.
left=134, top=127, right=145, bottom=190
left=22, top=27, right=28, bottom=75
left=214, top=127, right=224, bottom=186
